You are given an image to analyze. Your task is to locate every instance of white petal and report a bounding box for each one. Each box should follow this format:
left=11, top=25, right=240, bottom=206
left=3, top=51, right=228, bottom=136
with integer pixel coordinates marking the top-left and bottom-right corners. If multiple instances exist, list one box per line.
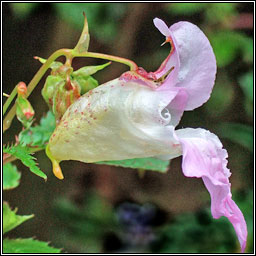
left=48, top=78, right=182, bottom=162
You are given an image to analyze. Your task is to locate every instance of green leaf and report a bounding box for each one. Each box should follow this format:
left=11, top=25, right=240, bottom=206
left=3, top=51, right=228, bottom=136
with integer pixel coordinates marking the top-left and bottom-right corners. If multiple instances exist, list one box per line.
left=97, top=157, right=170, bottom=173
left=3, top=238, right=61, bottom=253
left=168, top=3, right=207, bottom=15
left=239, top=71, right=253, bottom=102
left=205, top=3, right=238, bottom=24
left=205, top=76, right=235, bottom=117
left=19, top=111, right=56, bottom=148
left=3, top=144, right=47, bottom=180
left=3, top=163, right=21, bottom=190
left=10, top=3, right=39, bottom=19
left=210, top=31, right=252, bottom=67
left=3, top=202, right=33, bottom=234
left=216, top=122, right=253, bottom=152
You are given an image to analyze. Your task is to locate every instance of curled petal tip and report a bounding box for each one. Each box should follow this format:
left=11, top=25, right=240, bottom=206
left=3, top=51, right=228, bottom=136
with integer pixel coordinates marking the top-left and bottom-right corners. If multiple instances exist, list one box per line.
left=46, top=145, right=64, bottom=180
left=52, top=161, right=64, bottom=180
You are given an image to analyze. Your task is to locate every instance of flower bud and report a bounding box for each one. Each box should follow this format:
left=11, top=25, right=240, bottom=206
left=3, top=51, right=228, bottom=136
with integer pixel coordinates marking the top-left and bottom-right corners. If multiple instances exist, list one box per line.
left=52, top=79, right=81, bottom=123
left=42, top=75, right=65, bottom=108
left=16, top=83, right=35, bottom=128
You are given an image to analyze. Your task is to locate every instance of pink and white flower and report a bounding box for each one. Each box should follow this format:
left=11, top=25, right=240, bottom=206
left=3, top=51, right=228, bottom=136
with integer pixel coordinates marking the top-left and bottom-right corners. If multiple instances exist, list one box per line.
left=48, top=18, right=247, bottom=252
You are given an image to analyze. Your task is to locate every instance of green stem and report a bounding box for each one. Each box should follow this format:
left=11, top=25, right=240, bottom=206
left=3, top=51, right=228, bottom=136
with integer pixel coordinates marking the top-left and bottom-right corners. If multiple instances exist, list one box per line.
left=3, top=86, right=18, bottom=115
left=3, top=49, right=72, bottom=133
left=72, top=51, right=138, bottom=71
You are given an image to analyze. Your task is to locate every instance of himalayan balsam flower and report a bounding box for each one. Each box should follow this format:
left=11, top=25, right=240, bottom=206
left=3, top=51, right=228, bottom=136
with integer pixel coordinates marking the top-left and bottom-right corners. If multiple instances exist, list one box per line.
left=48, top=18, right=247, bottom=252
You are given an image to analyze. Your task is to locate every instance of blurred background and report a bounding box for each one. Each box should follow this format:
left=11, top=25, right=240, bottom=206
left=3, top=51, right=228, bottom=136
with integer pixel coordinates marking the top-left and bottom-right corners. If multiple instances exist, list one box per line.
left=3, top=3, right=254, bottom=253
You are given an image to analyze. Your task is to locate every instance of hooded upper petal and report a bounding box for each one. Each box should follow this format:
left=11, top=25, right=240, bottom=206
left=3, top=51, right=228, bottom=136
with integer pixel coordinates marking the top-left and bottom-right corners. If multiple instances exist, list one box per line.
left=48, top=78, right=182, bottom=163
left=175, top=128, right=247, bottom=252
left=152, top=18, right=180, bottom=85
left=153, top=19, right=217, bottom=111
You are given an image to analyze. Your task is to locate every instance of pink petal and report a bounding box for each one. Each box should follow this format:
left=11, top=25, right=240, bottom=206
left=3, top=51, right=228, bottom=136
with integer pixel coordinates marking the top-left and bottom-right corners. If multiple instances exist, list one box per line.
left=175, top=128, right=247, bottom=253
left=170, top=22, right=217, bottom=110
left=153, top=18, right=171, bottom=37
left=166, top=87, right=188, bottom=126
left=152, top=18, right=180, bottom=82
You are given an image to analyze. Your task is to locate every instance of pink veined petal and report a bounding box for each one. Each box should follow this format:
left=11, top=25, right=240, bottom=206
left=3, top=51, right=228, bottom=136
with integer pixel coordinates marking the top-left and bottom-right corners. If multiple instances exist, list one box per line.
left=170, top=22, right=217, bottom=110
left=175, top=128, right=248, bottom=253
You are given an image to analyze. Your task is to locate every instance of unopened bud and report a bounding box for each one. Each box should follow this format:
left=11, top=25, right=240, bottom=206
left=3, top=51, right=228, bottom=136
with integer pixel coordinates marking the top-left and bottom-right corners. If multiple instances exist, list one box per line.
left=52, top=80, right=81, bottom=123
left=16, top=84, right=35, bottom=128
left=17, top=82, right=27, bottom=96
left=42, top=75, right=65, bottom=108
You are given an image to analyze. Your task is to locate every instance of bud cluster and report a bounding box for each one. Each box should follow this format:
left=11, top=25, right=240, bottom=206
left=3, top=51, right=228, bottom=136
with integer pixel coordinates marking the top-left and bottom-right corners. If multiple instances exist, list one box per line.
left=40, top=57, right=110, bottom=123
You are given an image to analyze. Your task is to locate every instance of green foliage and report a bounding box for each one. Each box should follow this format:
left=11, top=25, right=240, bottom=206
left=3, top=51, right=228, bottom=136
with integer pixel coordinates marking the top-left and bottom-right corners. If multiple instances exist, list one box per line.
left=216, top=122, right=253, bottom=153
left=153, top=190, right=253, bottom=253
left=168, top=3, right=237, bottom=22
left=3, top=202, right=34, bottom=234
left=10, top=3, right=39, bottom=19
left=239, top=71, right=253, bottom=102
left=205, top=76, right=234, bottom=117
left=3, top=238, right=61, bottom=253
left=205, top=3, right=238, bottom=25
left=210, top=31, right=252, bottom=68
left=98, top=157, right=170, bottom=173
left=154, top=210, right=237, bottom=253
left=3, top=163, right=21, bottom=190
left=19, top=111, right=56, bottom=148
left=168, top=3, right=207, bottom=15
left=3, top=144, right=47, bottom=180
left=53, top=3, right=127, bottom=43
left=53, top=193, right=118, bottom=253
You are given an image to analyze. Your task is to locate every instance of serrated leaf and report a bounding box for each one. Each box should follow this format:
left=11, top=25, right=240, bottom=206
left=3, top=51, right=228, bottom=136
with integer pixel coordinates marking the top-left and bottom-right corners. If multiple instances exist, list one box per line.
left=216, top=122, right=253, bottom=152
left=3, top=202, right=33, bottom=234
left=3, top=238, right=61, bottom=253
left=3, top=163, right=21, bottom=190
left=3, top=145, right=47, bottom=180
left=19, top=111, right=56, bottom=148
left=97, top=157, right=170, bottom=172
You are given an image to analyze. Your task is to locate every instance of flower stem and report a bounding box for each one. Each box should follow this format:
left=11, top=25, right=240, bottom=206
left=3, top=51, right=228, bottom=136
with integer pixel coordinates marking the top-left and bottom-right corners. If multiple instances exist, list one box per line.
left=72, top=51, right=138, bottom=71
left=3, top=86, right=18, bottom=115
left=3, top=49, right=71, bottom=133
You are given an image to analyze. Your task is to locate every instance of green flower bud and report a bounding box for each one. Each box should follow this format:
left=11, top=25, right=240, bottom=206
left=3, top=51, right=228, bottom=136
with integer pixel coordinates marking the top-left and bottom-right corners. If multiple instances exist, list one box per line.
left=52, top=79, right=81, bottom=123
left=42, top=75, right=65, bottom=108
left=16, top=83, right=35, bottom=128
